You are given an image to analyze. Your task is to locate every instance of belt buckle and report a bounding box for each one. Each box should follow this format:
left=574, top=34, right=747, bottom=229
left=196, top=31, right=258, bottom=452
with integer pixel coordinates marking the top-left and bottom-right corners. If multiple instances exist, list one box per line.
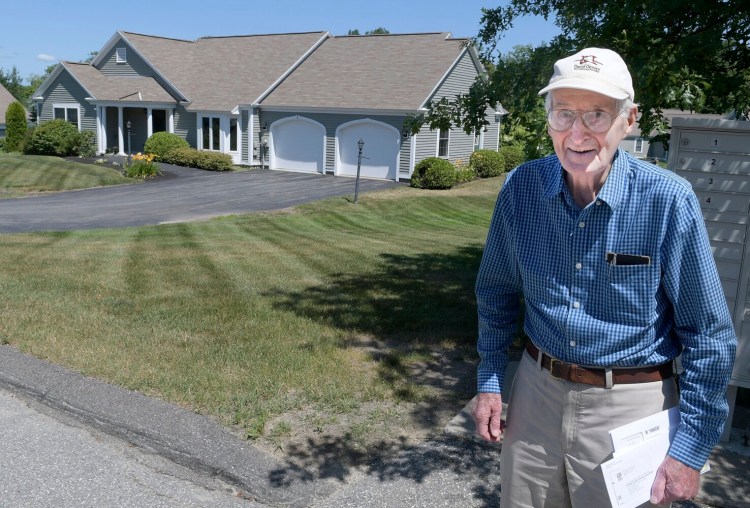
left=549, top=358, right=571, bottom=380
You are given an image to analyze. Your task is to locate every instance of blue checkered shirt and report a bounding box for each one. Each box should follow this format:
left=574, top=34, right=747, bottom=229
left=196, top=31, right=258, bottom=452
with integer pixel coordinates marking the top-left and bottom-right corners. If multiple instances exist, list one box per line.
left=476, top=149, right=737, bottom=470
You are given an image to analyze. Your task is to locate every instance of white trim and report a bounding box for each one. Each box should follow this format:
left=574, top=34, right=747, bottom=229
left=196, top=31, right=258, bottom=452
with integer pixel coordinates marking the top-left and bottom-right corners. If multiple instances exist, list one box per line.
left=92, top=31, right=190, bottom=102
left=418, top=46, right=470, bottom=110
left=334, top=118, right=401, bottom=180
left=408, top=132, right=417, bottom=179
left=257, top=105, right=417, bottom=116
left=436, top=128, right=450, bottom=158
left=33, top=62, right=97, bottom=102
left=248, top=109, right=255, bottom=164
left=634, top=137, right=644, bottom=154
left=52, top=103, right=82, bottom=131
left=115, top=46, right=127, bottom=63
left=254, top=32, right=331, bottom=105
left=268, top=115, right=326, bottom=174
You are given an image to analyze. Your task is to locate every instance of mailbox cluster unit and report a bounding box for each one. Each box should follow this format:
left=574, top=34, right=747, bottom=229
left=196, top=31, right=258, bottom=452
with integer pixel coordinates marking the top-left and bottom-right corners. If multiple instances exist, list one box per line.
left=668, top=116, right=750, bottom=435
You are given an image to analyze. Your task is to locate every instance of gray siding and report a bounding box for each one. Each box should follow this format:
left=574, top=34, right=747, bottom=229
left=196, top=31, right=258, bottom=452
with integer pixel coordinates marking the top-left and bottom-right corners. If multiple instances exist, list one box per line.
left=38, top=71, right=97, bottom=140
left=174, top=104, right=196, bottom=147
left=430, top=50, right=478, bottom=102
left=98, top=43, right=154, bottom=77
left=97, top=40, right=181, bottom=102
left=241, top=109, right=249, bottom=164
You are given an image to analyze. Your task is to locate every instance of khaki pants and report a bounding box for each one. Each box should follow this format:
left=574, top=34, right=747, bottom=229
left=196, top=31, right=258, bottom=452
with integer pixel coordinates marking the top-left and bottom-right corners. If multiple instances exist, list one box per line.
left=499, top=350, right=679, bottom=508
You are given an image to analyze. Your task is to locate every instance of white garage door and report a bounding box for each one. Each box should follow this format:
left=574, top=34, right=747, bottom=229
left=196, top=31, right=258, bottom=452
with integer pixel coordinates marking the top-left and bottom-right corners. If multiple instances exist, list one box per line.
left=270, top=117, right=325, bottom=173
left=337, top=121, right=400, bottom=180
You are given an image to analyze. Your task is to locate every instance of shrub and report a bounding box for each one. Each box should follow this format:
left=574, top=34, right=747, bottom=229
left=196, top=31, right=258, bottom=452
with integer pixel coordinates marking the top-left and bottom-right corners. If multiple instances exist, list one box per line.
left=499, top=144, right=526, bottom=172
left=72, top=130, right=96, bottom=158
left=470, top=149, right=506, bottom=178
left=163, top=146, right=233, bottom=171
left=144, top=131, right=189, bottom=161
left=0, top=138, right=6, bottom=153
left=24, top=119, right=80, bottom=156
left=410, top=157, right=457, bottom=189
left=454, top=158, right=477, bottom=184
left=125, top=152, right=161, bottom=179
left=4, top=101, right=28, bottom=152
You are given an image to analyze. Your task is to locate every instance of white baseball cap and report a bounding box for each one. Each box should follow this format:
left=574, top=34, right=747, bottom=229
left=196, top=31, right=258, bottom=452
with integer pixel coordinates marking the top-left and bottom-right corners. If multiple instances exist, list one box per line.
left=538, top=48, right=634, bottom=101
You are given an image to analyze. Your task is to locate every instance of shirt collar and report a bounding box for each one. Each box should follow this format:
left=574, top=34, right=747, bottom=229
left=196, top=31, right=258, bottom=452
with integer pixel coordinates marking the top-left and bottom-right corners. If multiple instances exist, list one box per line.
left=543, top=149, right=630, bottom=210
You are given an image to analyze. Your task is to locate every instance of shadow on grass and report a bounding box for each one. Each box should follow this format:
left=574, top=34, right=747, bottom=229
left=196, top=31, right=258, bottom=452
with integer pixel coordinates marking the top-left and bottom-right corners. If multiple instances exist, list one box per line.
left=264, top=244, right=507, bottom=504
left=269, top=244, right=484, bottom=346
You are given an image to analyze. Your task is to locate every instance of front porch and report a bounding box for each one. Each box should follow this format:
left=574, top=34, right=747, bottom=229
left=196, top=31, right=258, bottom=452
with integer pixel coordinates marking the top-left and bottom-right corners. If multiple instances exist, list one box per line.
left=96, top=105, right=175, bottom=155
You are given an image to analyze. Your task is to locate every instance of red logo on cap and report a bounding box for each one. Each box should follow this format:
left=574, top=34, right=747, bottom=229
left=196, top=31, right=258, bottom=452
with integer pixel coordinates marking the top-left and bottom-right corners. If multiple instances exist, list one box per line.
left=577, top=55, right=602, bottom=66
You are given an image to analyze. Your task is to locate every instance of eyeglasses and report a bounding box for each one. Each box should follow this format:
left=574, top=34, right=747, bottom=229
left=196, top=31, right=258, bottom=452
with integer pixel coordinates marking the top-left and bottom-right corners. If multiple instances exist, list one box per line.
left=547, top=109, right=615, bottom=133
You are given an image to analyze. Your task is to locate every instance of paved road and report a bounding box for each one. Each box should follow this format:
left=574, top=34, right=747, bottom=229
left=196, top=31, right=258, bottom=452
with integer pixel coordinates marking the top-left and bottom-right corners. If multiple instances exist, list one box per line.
left=0, top=389, right=263, bottom=507
left=0, top=165, right=399, bottom=233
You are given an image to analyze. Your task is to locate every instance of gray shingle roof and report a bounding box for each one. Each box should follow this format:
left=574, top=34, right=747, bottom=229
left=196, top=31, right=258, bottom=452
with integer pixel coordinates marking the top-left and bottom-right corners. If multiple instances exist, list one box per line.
left=1, top=82, right=25, bottom=121
left=62, top=62, right=176, bottom=103
left=120, top=31, right=329, bottom=111
left=259, top=33, right=470, bottom=111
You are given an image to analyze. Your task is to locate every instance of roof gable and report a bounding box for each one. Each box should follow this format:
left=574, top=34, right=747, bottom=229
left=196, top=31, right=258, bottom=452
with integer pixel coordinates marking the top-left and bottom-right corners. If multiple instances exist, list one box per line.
left=0, top=82, right=25, bottom=119
left=120, top=30, right=329, bottom=111
left=63, top=62, right=176, bottom=103
left=259, top=32, right=472, bottom=112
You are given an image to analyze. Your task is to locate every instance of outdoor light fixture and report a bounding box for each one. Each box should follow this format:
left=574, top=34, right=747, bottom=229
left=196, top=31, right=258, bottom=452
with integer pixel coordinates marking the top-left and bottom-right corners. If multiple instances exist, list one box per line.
left=354, top=138, right=365, bottom=204
left=126, top=120, right=132, bottom=162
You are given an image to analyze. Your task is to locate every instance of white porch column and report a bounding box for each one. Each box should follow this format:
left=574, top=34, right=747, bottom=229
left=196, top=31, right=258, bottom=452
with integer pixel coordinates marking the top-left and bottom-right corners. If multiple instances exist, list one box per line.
left=96, top=106, right=107, bottom=155
left=118, top=107, right=125, bottom=155
left=168, top=109, right=174, bottom=133
left=248, top=109, right=255, bottom=164
left=147, top=108, right=153, bottom=139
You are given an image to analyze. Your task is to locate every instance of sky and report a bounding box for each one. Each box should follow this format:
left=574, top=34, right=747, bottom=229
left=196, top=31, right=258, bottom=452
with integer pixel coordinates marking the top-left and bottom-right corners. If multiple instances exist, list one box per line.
left=0, top=0, right=561, bottom=83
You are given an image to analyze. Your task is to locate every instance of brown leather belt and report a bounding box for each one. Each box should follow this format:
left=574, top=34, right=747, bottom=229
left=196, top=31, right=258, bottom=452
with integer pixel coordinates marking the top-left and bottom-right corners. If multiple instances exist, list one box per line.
left=525, top=342, right=673, bottom=387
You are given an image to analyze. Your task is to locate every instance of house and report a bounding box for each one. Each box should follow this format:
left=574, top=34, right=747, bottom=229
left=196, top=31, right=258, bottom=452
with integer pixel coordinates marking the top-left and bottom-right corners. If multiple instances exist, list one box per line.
left=32, top=30, right=501, bottom=181
left=0, top=82, right=25, bottom=138
left=620, top=109, right=730, bottom=161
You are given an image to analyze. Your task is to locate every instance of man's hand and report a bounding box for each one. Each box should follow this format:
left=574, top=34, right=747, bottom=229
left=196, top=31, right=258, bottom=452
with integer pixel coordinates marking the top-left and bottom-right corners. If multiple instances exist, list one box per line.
left=472, top=392, right=505, bottom=442
left=650, top=455, right=700, bottom=505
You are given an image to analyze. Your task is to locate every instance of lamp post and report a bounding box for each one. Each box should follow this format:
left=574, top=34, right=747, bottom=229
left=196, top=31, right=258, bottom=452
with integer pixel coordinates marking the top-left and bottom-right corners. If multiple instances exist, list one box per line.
left=126, top=120, right=132, bottom=165
left=353, top=138, right=364, bottom=204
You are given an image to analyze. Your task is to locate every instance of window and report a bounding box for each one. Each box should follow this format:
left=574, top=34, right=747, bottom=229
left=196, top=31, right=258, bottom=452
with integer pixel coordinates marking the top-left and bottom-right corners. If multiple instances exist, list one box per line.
left=438, top=129, right=449, bottom=157
left=53, top=105, right=79, bottom=129
left=201, top=116, right=222, bottom=151
left=634, top=138, right=644, bottom=153
left=116, top=47, right=127, bottom=63
left=474, top=131, right=482, bottom=151
left=229, top=118, right=238, bottom=152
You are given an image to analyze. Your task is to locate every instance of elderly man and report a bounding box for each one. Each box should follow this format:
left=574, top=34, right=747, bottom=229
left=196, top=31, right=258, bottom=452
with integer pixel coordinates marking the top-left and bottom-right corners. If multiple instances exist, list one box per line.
left=473, top=47, right=736, bottom=507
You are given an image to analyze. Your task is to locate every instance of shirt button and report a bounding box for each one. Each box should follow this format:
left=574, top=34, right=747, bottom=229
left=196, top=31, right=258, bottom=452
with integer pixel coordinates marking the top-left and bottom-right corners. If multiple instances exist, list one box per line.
left=596, top=200, right=602, bottom=206
left=570, top=340, right=576, bottom=347
left=578, top=221, right=585, bottom=228
left=575, top=262, right=582, bottom=270
left=573, top=301, right=580, bottom=309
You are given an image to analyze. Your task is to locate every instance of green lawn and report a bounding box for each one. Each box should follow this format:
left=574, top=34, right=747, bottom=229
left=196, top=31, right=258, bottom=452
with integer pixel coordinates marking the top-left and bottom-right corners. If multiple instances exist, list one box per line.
left=0, top=153, right=133, bottom=197
left=0, top=176, right=503, bottom=442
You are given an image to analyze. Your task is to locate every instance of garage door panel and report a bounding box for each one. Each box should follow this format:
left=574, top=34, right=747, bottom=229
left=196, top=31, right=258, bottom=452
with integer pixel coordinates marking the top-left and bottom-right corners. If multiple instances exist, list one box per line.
left=271, top=119, right=324, bottom=173
left=338, top=122, right=399, bottom=180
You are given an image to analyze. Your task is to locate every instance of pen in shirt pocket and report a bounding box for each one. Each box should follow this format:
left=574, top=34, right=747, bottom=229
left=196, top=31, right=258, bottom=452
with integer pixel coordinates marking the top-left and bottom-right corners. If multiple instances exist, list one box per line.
left=606, top=252, right=651, bottom=266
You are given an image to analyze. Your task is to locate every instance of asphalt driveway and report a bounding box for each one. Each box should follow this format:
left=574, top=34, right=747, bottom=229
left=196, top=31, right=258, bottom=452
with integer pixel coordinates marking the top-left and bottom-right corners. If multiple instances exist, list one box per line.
left=0, top=164, right=400, bottom=234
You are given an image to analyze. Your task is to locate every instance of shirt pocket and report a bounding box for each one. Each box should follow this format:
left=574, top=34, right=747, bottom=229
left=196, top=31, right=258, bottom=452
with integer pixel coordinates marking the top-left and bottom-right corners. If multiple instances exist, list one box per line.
left=605, top=263, right=657, bottom=327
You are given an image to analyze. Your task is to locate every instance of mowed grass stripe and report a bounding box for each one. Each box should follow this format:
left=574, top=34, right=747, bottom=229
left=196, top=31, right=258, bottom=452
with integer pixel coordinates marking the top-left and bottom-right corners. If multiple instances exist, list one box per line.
left=0, top=174, right=502, bottom=439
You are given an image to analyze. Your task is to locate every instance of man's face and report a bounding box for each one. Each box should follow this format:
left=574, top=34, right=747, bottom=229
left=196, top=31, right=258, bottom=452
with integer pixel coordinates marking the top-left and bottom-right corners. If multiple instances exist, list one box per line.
left=547, top=89, right=635, bottom=178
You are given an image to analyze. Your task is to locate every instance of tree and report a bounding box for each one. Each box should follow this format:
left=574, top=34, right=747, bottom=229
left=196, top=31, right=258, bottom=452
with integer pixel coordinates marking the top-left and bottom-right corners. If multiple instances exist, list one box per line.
left=4, top=101, right=28, bottom=152
left=0, top=66, right=25, bottom=103
left=415, top=0, right=750, bottom=148
left=346, top=27, right=390, bottom=35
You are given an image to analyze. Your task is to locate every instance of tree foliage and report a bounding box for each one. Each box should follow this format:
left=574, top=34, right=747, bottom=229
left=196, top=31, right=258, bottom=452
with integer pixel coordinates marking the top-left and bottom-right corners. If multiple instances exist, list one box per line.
left=417, top=0, right=750, bottom=148
left=346, top=27, right=390, bottom=35
left=4, top=101, right=28, bottom=152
